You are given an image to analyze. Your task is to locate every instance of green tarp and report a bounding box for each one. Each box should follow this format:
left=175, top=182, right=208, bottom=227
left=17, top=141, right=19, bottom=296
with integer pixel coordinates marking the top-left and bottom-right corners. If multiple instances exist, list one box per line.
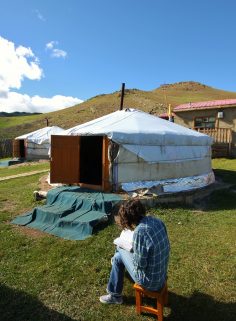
left=12, top=186, right=122, bottom=240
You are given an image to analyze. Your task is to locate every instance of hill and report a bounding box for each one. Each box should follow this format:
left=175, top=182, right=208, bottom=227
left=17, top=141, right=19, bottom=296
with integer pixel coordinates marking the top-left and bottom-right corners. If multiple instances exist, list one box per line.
left=0, top=112, right=41, bottom=117
left=1, top=81, right=236, bottom=139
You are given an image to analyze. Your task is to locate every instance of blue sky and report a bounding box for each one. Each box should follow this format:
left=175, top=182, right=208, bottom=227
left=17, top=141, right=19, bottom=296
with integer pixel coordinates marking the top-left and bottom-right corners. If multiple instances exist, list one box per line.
left=0, top=0, right=236, bottom=113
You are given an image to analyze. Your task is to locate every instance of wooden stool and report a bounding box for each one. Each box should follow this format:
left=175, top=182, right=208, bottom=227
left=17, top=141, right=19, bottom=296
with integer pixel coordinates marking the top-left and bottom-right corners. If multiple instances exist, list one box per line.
left=133, top=282, right=168, bottom=321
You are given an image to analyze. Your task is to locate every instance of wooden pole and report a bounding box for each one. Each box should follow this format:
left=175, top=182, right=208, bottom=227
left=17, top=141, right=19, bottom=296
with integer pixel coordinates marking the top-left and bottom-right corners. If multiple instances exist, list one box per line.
left=120, top=83, right=125, bottom=110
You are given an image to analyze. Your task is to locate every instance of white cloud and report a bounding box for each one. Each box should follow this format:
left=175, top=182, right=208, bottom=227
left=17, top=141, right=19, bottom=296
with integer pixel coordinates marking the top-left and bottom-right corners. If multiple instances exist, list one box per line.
left=0, top=36, right=43, bottom=91
left=45, top=40, right=67, bottom=58
left=0, top=36, right=83, bottom=113
left=0, top=91, right=83, bottom=113
left=46, top=41, right=58, bottom=50
left=51, top=49, right=67, bottom=58
left=15, top=45, right=34, bottom=57
left=35, top=9, right=46, bottom=22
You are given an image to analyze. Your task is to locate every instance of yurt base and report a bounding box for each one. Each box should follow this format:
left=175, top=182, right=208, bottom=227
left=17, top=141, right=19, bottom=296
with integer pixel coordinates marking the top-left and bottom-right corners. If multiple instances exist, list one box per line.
left=37, top=179, right=224, bottom=208
left=133, top=181, right=227, bottom=208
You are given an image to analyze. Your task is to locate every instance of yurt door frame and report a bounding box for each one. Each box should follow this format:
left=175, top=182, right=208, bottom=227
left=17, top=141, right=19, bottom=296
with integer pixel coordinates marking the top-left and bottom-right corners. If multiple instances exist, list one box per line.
left=50, top=135, right=110, bottom=191
left=13, top=139, right=25, bottom=158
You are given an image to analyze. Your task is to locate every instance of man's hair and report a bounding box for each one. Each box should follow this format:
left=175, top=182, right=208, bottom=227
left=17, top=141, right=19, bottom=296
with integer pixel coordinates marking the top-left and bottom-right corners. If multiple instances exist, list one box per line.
left=117, top=199, right=146, bottom=229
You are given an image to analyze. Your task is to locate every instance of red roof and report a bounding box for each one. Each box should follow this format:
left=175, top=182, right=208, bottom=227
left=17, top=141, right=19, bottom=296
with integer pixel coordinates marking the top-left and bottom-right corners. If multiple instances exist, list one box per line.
left=174, top=99, right=236, bottom=112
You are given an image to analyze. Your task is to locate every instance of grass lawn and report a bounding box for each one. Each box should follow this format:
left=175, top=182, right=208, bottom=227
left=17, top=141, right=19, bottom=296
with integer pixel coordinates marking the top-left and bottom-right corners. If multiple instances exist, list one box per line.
left=0, top=160, right=49, bottom=178
left=0, top=159, right=235, bottom=321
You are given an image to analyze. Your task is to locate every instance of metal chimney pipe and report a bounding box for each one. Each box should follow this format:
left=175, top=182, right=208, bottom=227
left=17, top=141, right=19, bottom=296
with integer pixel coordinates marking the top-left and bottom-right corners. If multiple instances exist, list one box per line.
left=120, top=83, right=125, bottom=110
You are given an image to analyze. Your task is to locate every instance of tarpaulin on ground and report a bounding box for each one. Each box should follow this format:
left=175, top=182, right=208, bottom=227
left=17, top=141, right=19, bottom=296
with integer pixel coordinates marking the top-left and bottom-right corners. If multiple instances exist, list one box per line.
left=12, top=186, right=122, bottom=240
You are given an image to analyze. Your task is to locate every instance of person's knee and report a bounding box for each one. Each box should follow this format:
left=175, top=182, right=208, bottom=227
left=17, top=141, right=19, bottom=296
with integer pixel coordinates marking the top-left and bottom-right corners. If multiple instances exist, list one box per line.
left=112, top=251, right=123, bottom=265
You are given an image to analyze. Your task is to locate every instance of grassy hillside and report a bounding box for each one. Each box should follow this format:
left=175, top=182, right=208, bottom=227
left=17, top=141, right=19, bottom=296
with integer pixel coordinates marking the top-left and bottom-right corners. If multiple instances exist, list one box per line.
left=1, top=81, right=236, bottom=139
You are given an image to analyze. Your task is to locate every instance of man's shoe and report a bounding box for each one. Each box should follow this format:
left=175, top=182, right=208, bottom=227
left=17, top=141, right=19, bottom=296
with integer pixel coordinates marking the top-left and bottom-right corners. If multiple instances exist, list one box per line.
left=99, top=294, right=123, bottom=304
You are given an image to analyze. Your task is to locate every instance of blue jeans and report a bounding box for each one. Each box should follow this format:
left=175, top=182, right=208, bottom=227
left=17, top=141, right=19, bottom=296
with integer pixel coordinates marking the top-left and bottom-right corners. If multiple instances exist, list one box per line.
left=107, top=247, right=137, bottom=296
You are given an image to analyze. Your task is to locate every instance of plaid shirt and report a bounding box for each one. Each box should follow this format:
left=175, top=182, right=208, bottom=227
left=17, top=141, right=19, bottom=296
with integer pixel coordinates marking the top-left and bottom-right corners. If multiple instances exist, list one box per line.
left=132, top=216, right=170, bottom=291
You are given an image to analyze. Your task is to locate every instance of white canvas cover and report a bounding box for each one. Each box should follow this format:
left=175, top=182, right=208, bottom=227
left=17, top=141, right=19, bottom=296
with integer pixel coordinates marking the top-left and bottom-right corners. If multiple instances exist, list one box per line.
left=16, top=126, right=65, bottom=160
left=16, top=126, right=65, bottom=145
left=64, top=109, right=212, bottom=163
left=61, top=108, right=214, bottom=193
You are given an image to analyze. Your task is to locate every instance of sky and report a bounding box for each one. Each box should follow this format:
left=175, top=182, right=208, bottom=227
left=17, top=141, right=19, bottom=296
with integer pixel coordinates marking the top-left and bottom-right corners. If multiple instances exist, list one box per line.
left=0, top=0, right=236, bottom=113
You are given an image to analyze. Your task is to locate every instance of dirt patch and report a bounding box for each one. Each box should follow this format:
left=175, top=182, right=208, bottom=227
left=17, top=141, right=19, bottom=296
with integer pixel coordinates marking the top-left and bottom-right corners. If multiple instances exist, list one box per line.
left=0, top=200, right=17, bottom=212
left=38, top=174, right=54, bottom=192
left=12, top=223, right=48, bottom=239
left=10, top=160, right=49, bottom=168
left=0, top=170, right=49, bottom=182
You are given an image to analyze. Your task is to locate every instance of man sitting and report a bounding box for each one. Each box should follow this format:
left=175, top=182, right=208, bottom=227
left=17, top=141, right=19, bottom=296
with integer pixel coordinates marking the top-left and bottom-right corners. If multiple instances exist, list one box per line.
left=100, top=199, right=170, bottom=304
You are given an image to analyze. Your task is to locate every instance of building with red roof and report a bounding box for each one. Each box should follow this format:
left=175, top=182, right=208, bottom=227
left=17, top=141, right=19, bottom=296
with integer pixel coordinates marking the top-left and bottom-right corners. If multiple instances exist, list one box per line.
left=173, top=99, right=236, bottom=157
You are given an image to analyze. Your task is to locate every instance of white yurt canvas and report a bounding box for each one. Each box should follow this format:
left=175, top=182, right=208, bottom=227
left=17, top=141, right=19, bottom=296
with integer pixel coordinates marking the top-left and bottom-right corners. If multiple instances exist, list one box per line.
left=51, top=109, right=214, bottom=193
left=14, top=126, right=65, bottom=160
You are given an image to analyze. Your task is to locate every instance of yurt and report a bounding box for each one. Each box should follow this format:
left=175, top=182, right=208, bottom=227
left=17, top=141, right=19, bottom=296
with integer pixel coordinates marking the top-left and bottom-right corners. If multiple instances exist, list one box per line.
left=13, top=126, right=65, bottom=160
left=50, top=109, right=215, bottom=193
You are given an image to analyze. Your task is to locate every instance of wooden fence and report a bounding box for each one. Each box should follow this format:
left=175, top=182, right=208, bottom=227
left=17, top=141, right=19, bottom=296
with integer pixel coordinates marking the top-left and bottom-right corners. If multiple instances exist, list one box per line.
left=0, top=139, right=13, bottom=158
left=195, top=128, right=232, bottom=144
left=195, top=128, right=232, bottom=157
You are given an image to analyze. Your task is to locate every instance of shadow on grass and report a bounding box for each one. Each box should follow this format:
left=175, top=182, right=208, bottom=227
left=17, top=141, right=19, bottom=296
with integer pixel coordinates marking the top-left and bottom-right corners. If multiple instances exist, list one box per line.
left=213, top=168, right=236, bottom=185
left=123, top=291, right=236, bottom=321
left=201, top=187, right=236, bottom=211
left=166, top=291, right=236, bottom=321
left=0, top=284, right=76, bottom=321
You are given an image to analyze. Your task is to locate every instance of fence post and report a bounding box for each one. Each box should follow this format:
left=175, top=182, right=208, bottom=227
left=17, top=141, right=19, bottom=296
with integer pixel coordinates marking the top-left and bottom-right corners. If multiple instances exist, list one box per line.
left=0, top=139, right=13, bottom=158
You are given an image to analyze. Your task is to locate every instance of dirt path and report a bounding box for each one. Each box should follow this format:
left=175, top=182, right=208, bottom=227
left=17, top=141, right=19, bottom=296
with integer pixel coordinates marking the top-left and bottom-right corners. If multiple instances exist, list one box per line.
left=0, top=169, right=49, bottom=182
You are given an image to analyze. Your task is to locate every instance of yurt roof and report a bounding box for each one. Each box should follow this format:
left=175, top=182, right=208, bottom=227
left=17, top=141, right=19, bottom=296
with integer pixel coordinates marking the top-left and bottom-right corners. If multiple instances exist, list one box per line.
left=16, top=126, right=65, bottom=144
left=64, top=108, right=212, bottom=146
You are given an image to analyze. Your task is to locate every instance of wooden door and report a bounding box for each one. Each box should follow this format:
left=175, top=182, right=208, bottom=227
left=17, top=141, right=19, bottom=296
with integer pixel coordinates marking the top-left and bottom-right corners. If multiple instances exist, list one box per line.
left=50, top=135, right=80, bottom=184
left=13, top=139, right=25, bottom=158
left=13, top=140, right=20, bottom=158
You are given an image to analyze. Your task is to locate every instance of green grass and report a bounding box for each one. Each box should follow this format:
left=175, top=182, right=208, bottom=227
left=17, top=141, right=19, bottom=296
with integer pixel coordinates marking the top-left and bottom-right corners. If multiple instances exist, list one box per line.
left=0, top=114, right=41, bottom=129
left=0, top=159, right=235, bottom=321
left=212, top=158, right=236, bottom=185
left=0, top=161, right=49, bottom=178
